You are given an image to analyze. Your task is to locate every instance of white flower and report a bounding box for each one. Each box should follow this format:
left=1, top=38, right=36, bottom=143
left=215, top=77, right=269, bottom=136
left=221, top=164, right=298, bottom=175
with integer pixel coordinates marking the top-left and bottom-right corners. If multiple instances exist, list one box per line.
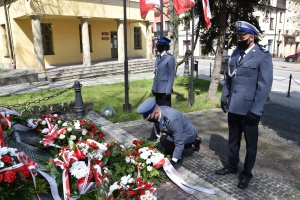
left=62, top=122, right=68, bottom=127
left=70, top=135, right=76, bottom=140
left=42, top=128, right=49, bottom=134
left=140, top=190, right=157, bottom=200
left=0, top=161, right=4, bottom=168
left=0, top=147, right=9, bottom=155
left=37, top=118, right=42, bottom=122
left=74, top=120, right=81, bottom=130
left=70, top=161, right=89, bottom=179
left=109, top=182, right=121, bottom=195
left=41, top=120, right=47, bottom=125
left=125, top=156, right=131, bottom=163
left=120, top=175, right=134, bottom=186
left=59, top=134, right=66, bottom=139
left=57, top=120, right=62, bottom=124
left=27, top=119, right=37, bottom=129
left=82, top=129, right=88, bottom=136
left=147, top=166, right=153, bottom=172
left=67, top=127, right=72, bottom=132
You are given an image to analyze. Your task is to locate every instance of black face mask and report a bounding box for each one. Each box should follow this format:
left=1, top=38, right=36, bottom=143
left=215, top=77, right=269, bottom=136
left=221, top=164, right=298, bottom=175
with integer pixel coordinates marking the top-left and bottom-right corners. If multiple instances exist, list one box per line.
left=146, top=118, right=157, bottom=123
left=237, top=37, right=250, bottom=51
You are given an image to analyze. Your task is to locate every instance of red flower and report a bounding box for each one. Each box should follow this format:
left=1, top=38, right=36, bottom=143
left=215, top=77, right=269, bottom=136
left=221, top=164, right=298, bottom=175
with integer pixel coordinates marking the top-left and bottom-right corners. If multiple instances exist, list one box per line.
left=133, top=140, right=144, bottom=145
left=128, top=189, right=138, bottom=196
left=4, top=171, right=16, bottom=183
left=1, top=155, right=13, bottom=164
left=104, top=149, right=110, bottom=156
left=135, top=177, right=143, bottom=182
left=0, top=173, right=3, bottom=182
left=20, top=168, right=31, bottom=178
left=80, top=120, right=86, bottom=126
left=97, top=132, right=104, bottom=140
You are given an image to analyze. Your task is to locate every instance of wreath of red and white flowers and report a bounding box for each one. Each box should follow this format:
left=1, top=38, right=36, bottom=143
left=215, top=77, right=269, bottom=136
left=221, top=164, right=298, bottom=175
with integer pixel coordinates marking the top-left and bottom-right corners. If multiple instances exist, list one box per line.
left=27, top=114, right=104, bottom=149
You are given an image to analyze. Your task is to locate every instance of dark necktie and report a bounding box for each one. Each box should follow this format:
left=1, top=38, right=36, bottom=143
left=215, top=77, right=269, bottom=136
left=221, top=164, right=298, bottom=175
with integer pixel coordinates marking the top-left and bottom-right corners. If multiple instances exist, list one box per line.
left=239, top=51, right=245, bottom=63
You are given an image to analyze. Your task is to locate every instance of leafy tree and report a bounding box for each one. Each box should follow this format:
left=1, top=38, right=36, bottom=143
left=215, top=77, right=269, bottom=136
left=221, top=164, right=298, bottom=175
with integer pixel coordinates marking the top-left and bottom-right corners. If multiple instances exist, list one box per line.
left=189, top=0, right=270, bottom=101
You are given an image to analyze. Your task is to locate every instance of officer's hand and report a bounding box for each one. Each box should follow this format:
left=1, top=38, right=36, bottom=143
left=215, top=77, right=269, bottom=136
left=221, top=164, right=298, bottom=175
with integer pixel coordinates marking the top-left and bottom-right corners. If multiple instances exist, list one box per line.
left=221, top=101, right=228, bottom=113
left=246, top=112, right=259, bottom=121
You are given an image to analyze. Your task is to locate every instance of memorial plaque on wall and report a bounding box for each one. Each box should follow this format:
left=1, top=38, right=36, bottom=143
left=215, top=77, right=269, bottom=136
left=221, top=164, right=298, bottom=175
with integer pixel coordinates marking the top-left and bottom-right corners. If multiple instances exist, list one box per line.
left=101, top=32, right=109, bottom=40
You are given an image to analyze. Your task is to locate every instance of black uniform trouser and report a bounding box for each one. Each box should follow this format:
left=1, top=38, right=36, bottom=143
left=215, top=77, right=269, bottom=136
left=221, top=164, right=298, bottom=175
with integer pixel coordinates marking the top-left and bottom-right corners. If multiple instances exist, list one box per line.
left=154, top=93, right=171, bottom=107
left=227, top=112, right=260, bottom=178
left=159, top=135, right=193, bottom=158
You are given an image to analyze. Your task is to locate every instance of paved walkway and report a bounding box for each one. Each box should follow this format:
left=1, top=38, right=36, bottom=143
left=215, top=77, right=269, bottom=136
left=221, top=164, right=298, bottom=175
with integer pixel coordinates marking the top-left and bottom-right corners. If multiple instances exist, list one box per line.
left=86, top=108, right=300, bottom=200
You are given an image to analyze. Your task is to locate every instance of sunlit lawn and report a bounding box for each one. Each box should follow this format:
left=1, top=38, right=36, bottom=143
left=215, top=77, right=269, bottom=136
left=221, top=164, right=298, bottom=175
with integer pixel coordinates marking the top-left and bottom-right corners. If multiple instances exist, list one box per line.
left=0, top=77, right=222, bottom=122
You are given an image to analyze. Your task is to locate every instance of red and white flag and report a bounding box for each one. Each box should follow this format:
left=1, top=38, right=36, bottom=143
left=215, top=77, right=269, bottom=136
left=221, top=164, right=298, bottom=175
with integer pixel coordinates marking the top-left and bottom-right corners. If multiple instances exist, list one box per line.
left=202, top=0, right=211, bottom=28
left=174, top=0, right=195, bottom=15
left=140, top=0, right=160, bottom=20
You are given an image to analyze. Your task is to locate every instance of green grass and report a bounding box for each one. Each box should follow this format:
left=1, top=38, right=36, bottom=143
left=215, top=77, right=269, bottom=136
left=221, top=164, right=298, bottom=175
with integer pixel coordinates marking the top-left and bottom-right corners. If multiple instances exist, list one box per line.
left=0, top=77, right=222, bottom=122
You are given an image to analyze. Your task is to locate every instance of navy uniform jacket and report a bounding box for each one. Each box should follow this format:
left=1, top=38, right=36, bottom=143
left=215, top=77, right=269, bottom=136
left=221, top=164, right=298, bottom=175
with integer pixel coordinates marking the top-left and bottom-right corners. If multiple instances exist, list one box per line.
left=159, top=106, right=197, bottom=160
left=221, top=45, right=273, bottom=116
left=152, top=52, right=175, bottom=94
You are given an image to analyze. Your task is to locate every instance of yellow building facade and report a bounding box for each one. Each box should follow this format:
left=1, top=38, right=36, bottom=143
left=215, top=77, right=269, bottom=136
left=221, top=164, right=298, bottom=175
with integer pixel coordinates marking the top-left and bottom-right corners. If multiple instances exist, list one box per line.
left=0, top=0, right=154, bottom=72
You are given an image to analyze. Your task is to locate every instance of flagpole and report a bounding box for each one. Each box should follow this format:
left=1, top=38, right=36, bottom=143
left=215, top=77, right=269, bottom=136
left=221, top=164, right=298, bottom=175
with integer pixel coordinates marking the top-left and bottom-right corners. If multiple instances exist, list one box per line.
left=189, top=7, right=195, bottom=107
left=160, top=0, right=163, bottom=36
left=123, top=0, right=131, bottom=112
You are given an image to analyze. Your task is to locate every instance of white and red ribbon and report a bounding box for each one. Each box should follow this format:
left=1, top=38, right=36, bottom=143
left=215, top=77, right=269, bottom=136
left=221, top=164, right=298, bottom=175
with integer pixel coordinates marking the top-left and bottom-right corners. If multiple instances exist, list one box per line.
left=0, top=151, right=61, bottom=200
left=158, top=158, right=216, bottom=195
left=54, top=150, right=74, bottom=200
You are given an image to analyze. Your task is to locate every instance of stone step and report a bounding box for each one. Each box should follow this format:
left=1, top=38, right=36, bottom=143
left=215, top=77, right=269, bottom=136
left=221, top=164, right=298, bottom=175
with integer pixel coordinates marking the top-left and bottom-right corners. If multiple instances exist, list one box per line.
left=0, top=69, right=39, bottom=86
left=47, top=59, right=154, bottom=82
left=46, top=59, right=153, bottom=73
left=50, top=66, right=153, bottom=82
left=46, top=62, right=153, bottom=77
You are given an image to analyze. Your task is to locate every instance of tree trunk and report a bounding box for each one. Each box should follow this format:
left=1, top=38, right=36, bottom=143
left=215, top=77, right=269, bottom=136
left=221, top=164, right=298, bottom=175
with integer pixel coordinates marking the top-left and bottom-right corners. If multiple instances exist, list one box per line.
left=170, top=0, right=179, bottom=59
left=207, top=8, right=226, bottom=102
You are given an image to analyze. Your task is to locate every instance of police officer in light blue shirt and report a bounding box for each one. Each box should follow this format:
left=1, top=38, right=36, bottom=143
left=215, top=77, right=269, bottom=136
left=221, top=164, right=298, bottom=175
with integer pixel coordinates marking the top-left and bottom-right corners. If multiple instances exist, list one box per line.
left=215, top=21, right=273, bottom=189
left=137, top=98, right=201, bottom=166
left=152, top=36, right=176, bottom=107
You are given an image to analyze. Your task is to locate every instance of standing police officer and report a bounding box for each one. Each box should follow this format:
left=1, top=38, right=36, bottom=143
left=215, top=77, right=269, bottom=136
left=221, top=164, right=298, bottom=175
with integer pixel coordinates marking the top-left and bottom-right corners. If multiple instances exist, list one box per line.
left=137, top=98, right=201, bottom=166
left=215, top=21, right=273, bottom=189
left=152, top=36, right=176, bottom=107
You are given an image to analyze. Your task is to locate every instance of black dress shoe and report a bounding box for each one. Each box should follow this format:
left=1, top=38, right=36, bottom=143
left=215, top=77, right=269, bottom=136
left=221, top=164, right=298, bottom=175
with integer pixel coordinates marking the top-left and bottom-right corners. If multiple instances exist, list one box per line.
left=238, top=177, right=251, bottom=189
left=193, top=137, right=202, bottom=151
left=215, top=167, right=237, bottom=175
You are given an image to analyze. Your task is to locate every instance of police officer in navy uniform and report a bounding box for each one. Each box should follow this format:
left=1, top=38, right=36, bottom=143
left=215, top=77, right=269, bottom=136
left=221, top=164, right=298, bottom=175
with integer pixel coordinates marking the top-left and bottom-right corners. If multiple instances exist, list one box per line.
left=137, top=98, right=201, bottom=166
left=152, top=36, right=176, bottom=107
left=215, top=21, right=273, bottom=189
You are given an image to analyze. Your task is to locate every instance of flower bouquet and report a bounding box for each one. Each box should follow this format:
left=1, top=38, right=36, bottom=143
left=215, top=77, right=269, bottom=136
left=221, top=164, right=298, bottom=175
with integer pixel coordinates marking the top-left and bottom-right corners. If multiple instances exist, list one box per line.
left=49, top=139, right=111, bottom=199
left=0, top=146, right=48, bottom=200
left=108, top=175, right=157, bottom=200
left=0, top=107, right=20, bottom=147
left=28, top=114, right=104, bottom=152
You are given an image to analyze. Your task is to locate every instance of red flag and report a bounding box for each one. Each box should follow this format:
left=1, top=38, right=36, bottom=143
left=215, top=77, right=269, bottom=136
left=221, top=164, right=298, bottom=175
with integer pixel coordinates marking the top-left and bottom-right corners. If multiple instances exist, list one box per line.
left=140, top=0, right=160, bottom=20
left=174, top=0, right=195, bottom=15
left=202, top=0, right=211, bottom=27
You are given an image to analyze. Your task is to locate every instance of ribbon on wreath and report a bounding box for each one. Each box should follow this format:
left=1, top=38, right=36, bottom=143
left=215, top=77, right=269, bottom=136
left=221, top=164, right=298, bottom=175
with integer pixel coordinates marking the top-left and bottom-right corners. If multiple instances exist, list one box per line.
left=54, top=150, right=74, bottom=200
left=155, top=158, right=216, bottom=195
left=0, top=151, right=61, bottom=200
left=0, top=113, right=12, bottom=147
left=40, top=125, right=66, bottom=148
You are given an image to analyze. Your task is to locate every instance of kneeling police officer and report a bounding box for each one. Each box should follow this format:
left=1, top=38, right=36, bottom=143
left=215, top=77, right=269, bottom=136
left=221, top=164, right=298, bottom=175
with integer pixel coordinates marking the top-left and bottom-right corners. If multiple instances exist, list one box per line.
left=137, top=98, right=201, bottom=166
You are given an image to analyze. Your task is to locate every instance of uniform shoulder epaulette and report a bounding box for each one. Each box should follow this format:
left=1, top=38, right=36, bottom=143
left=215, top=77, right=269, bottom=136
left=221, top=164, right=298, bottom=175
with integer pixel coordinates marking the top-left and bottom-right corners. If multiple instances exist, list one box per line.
left=259, top=47, right=269, bottom=53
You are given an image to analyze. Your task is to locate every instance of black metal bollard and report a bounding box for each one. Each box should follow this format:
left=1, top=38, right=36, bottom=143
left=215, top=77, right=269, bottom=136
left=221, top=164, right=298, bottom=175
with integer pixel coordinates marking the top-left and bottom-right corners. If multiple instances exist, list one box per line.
left=287, top=74, right=292, bottom=97
left=73, top=80, right=86, bottom=118
left=194, top=60, right=199, bottom=79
